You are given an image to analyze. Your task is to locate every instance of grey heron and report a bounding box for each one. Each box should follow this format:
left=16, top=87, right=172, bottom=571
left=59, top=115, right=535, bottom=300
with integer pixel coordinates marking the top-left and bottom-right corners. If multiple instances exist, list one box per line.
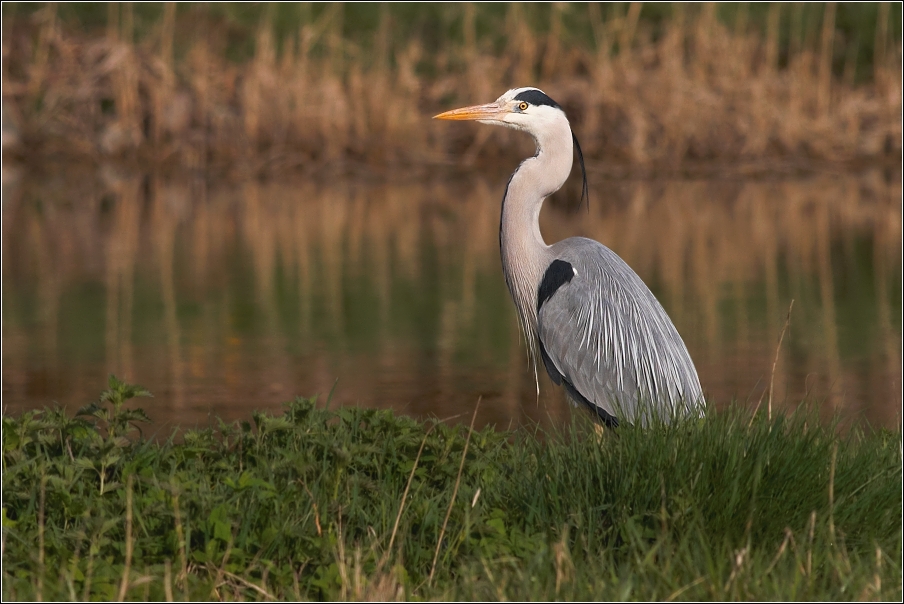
left=434, top=87, right=704, bottom=427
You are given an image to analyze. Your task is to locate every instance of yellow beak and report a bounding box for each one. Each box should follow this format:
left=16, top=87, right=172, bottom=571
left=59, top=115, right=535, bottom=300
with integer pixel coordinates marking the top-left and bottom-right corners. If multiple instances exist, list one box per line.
left=433, top=102, right=504, bottom=121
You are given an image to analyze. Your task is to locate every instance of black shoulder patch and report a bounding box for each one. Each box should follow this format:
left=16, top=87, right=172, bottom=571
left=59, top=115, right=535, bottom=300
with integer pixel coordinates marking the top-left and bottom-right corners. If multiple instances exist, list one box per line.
left=537, top=259, right=574, bottom=312
left=514, top=88, right=561, bottom=109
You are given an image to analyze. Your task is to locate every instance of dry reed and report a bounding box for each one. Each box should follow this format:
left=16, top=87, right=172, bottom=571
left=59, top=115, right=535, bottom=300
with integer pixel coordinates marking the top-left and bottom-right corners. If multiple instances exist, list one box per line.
left=1, top=3, right=900, bottom=174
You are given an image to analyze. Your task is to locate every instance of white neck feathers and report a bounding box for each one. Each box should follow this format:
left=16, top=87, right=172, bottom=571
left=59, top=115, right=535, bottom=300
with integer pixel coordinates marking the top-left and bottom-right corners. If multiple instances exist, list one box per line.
left=499, top=108, right=574, bottom=352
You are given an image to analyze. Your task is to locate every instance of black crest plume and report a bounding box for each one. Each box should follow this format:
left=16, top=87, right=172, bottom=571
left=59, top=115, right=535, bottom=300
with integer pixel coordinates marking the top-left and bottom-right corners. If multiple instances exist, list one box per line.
left=572, top=131, right=589, bottom=210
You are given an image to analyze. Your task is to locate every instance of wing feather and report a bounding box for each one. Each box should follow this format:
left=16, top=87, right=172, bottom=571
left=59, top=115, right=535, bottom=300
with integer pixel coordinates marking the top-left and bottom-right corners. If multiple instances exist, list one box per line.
left=537, top=238, right=704, bottom=425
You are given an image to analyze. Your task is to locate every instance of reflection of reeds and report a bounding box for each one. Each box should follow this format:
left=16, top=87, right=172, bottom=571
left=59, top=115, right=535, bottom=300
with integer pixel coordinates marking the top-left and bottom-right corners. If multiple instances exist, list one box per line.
left=103, top=172, right=140, bottom=382
left=2, top=167, right=900, bottom=428
left=149, top=174, right=184, bottom=407
left=2, top=4, right=900, bottom=170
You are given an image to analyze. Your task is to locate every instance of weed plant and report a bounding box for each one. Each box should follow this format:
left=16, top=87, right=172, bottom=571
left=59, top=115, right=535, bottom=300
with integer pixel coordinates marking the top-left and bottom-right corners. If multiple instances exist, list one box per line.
left=2, top=376, right=901, bottom=600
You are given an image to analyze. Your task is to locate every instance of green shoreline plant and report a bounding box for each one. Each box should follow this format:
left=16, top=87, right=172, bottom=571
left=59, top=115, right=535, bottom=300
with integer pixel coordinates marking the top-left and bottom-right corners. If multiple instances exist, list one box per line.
left=2, top=376, right=901, bottom=600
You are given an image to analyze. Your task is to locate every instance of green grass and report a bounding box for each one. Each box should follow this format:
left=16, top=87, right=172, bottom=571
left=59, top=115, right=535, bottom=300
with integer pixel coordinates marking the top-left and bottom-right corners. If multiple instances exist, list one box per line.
left=2, top=377, right=901, bottom=600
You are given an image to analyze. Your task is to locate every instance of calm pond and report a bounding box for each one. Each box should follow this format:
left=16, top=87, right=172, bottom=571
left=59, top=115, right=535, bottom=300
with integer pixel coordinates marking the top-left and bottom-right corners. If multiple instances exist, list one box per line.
left=2, top=165, right=901, bottom=431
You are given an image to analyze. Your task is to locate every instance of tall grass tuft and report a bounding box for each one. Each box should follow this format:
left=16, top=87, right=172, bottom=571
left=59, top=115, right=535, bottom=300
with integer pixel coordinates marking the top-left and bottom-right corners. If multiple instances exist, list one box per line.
left=2, top=377, right=900, bottom=600
left=1, top=3, right=900, bottom=173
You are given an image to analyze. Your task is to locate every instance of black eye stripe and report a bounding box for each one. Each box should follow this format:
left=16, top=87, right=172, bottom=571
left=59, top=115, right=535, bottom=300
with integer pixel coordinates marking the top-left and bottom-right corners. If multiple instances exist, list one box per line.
left=513, top=89, right=561, bottom=109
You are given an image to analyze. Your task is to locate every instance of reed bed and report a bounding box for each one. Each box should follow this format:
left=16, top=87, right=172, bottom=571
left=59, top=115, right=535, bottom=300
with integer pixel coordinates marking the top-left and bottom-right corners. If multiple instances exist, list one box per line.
left=2, top=3, right=901, bottom=173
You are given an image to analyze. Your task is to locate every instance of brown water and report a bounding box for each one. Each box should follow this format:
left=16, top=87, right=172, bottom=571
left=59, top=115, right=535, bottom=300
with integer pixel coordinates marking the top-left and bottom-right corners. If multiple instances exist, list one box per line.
left=2, top=165, right=901, bottom=432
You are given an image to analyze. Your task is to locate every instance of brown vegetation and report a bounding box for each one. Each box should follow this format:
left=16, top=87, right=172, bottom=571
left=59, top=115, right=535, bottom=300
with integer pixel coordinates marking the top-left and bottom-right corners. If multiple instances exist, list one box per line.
left=2, top=3, right=901, bottom=174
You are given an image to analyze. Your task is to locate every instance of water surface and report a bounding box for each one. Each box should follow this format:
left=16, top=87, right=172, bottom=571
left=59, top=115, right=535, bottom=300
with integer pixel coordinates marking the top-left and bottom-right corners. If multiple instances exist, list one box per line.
left=2, top=166, right=900, bottom=431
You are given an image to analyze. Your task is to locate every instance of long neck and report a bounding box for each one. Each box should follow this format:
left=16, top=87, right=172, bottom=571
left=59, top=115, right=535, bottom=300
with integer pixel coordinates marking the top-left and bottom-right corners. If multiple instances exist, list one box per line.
left=500, top=118, right=574, bottom=348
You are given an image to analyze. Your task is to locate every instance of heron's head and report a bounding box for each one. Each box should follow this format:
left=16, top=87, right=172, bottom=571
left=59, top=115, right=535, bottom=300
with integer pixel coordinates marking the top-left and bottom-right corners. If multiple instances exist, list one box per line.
left=433, top=87, right=567, bottom=136
left=434, top=87, right=589, bottom=206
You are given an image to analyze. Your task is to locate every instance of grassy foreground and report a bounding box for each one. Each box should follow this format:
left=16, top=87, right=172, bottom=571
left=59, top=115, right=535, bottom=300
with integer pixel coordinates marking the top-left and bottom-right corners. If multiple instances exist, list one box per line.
left=2, top=378, right=901, bottom=601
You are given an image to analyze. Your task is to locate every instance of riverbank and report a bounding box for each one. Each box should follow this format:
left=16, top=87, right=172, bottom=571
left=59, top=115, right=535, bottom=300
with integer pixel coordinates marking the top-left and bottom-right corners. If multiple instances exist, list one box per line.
left=2, top=377, right=900, bottom=600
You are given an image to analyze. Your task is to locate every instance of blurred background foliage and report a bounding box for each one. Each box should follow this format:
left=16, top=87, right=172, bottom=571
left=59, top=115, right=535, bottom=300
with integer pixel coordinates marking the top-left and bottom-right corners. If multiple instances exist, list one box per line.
left=1, top=2, right=901, bottom=173
left=2, top=2, right=900, bottom=81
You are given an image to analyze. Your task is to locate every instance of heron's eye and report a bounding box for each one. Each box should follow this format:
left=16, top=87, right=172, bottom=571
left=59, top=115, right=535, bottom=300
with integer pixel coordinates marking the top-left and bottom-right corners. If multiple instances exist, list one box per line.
left=518, top=102, right=528, bottom=111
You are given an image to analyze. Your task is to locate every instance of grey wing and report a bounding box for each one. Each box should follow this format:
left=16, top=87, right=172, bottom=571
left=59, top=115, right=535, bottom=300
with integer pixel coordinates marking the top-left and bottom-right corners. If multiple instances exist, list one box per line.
left=537, top=239, right=704, bottom=425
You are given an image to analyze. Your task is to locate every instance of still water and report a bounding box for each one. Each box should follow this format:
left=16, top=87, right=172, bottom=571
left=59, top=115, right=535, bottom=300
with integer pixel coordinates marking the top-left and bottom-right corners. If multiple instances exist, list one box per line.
left=2, top=166, right=901, bottom=431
